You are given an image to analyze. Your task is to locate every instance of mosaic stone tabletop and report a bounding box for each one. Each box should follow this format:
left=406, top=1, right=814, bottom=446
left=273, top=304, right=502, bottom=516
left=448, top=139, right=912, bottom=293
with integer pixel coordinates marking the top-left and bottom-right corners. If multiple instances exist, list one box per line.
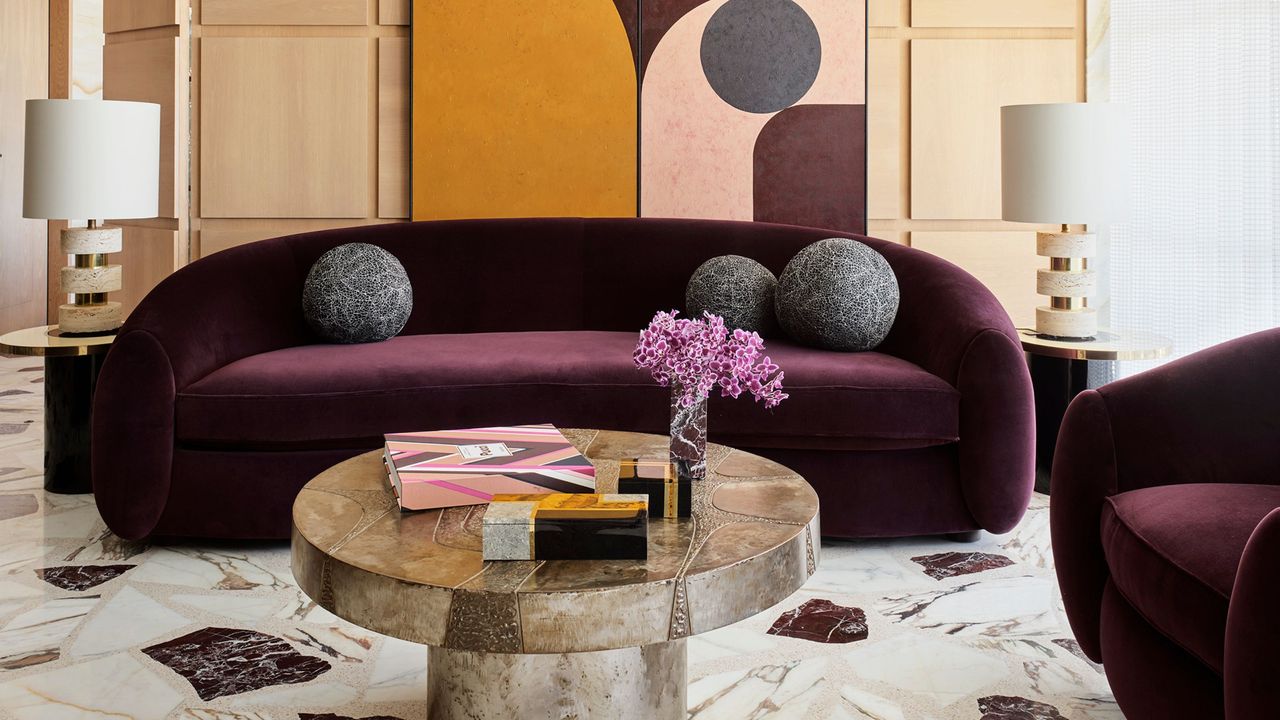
left=291, top=430, right=821, bottom=653
left=0, top=353, right=1122, bottom=719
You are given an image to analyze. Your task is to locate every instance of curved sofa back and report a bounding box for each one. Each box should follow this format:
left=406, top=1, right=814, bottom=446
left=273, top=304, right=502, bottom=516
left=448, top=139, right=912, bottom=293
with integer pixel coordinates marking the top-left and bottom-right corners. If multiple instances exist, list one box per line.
left=123, top=217, right=1007, bottom=390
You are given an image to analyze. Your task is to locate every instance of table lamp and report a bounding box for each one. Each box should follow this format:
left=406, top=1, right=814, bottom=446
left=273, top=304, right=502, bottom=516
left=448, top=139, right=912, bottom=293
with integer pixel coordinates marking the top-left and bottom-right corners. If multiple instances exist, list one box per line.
left=23, top=99, right=160, bottom=335
left=1001, top=103, right=1129, bottom=340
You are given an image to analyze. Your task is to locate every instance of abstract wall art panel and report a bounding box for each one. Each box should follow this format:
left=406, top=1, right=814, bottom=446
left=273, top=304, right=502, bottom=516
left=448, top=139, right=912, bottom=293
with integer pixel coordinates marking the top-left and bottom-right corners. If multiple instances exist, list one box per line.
left=412, top=0, right=866, bottom=233
left=411, top=0, right=639, bottom=220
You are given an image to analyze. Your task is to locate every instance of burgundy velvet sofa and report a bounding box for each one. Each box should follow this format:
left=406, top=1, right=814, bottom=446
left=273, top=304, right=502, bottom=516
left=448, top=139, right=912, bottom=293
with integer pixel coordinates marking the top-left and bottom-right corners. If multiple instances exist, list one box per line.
left=92, top=218, right=1034, bottom=541
left=1052, top=327, right=1280, bottom=720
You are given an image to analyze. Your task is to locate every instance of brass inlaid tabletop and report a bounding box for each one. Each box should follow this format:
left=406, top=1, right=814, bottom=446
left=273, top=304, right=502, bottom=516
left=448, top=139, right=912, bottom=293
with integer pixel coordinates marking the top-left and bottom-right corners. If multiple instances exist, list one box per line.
left=1017, top=328, right=1172, bottom=361
left=0, top=324, right=115, bottom=358
left=291, top=428, right=820, bottom=655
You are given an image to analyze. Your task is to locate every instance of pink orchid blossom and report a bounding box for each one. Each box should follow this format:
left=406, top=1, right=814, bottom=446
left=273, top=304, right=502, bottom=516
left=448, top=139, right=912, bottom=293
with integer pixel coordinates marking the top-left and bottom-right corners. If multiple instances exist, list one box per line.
left=634, top=310, right=788, bottom=409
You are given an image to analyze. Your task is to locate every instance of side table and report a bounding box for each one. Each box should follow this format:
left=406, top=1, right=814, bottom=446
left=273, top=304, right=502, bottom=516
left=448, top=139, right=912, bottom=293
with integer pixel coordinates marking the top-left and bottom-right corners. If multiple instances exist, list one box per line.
left=0, top=325, right=114, bottom=494
left=1019, top=328, right=1171, bottom=493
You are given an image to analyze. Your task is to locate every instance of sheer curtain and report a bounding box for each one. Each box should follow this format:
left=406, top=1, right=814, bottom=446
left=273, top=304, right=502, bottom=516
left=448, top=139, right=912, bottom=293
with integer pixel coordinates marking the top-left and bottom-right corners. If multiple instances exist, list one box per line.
left=1092, top=0, right=1279, bottom=377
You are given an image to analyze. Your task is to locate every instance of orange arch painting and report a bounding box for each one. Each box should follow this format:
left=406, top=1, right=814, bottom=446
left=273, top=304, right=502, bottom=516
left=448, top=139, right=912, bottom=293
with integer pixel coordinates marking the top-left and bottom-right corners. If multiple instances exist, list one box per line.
left=412, top=1, right=638, bottom=220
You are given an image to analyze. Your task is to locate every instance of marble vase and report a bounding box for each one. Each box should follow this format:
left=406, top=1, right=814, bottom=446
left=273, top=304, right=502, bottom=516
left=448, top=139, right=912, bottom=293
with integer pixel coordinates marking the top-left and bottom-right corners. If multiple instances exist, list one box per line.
left=669, top=384, right=707, bottom=480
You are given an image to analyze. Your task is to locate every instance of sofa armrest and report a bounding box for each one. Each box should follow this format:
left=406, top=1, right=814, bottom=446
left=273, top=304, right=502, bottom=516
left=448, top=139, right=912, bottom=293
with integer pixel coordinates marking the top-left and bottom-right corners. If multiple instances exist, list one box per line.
left=875, top=242, right=1022, bottom=387
left=92, top=330, right=176, bottom=540
left=874, top=243, right=1035, bottom=533
left=1226, top=508, right=1280, bottom=720
left=955, top=329, right=1035, bottom=533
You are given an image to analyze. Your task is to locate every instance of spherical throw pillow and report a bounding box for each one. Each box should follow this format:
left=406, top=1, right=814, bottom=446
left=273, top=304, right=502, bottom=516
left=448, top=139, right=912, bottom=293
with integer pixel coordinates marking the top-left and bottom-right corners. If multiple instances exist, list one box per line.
left=303, top=243, right=413, bottom=344
left=775, top=238, right=899, bottom=351
left=685, top=255, right=778, bottom=334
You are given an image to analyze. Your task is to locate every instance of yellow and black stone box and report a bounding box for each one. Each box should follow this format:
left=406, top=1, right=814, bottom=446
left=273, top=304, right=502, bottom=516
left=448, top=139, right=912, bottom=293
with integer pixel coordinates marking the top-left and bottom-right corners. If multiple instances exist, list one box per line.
left=482, top=493, right=649, bottom=561
left=617, top=458, right=691, bottom=519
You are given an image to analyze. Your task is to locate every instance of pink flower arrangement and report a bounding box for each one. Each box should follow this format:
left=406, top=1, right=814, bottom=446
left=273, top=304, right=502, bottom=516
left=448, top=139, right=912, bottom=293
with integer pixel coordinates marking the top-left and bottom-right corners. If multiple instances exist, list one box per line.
left=634, top=310, right=788, bottom=409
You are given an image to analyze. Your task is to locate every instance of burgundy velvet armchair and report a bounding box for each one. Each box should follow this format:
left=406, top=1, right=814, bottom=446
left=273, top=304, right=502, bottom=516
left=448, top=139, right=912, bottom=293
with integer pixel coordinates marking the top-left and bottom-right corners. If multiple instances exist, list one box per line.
left=92, top=218, right=1034, bottom=541
left=1051, top=327, right=1280, bottom=720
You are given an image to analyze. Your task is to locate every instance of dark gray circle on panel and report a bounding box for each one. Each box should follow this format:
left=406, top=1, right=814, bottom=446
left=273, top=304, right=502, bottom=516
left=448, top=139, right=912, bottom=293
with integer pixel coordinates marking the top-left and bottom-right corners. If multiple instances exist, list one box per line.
left=700, top=0, right=822, bottom=114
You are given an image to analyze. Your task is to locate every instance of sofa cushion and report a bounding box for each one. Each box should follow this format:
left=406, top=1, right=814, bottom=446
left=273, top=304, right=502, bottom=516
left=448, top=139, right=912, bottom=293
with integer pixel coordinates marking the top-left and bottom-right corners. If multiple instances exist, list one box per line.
left=1101, top=483, right=1280, bottom=673
left=176, top=330, right=958, bottom=452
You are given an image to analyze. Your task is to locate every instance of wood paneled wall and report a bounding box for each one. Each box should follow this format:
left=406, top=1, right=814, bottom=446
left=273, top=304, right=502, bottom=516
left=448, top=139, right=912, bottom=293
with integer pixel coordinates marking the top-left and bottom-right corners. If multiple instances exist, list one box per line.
left=866, top=0, right=1084, bottom=327
left=98, top=0, right=1083, bottom=331
left=95, top=0, right=188, bottom=317
left=189, top=0, right=410, bottom=260
left=0, top=1, right=50, bottom=334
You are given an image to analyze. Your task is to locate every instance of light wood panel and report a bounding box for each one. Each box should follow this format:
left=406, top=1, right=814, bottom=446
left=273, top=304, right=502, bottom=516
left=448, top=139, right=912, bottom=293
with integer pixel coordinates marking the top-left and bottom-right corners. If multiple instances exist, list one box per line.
left=1, top=0, right=50, bottom=333
left=910, top=39, right=1076, bottom=220
left=200, top=37, right=370, bottom=218
left=868, top=0, right=899, bottom=27
left=910, top=231, right=1040, bottom=326
left=202, top=0, right=368, bottom=26
left=912, top=0, right=1076, bottom=28
left=378, top=38, right=410, bottom=219
left=379, top=0, right=409, bottom=26
left=103, top=37, right=182, bottom=219
left=115, top=226, right=179, bottom=315
left=867, top=39, right=902, bottom=220
left=45, top=0, right=70, bottom=325
left=197, top=218, right=400, bottom=256
left=104, top=0, right=180, bottom=33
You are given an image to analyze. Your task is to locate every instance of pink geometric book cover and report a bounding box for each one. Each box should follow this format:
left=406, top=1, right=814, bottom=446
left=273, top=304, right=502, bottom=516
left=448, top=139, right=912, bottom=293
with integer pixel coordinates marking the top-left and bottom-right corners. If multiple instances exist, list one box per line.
left=382, top=424, right=596, bottom=511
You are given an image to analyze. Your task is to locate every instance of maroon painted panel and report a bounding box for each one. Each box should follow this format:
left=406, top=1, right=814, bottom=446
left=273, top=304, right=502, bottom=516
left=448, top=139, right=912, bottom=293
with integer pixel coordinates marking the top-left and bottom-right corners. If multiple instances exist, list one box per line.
left=753, top=104, right=867, bottom=233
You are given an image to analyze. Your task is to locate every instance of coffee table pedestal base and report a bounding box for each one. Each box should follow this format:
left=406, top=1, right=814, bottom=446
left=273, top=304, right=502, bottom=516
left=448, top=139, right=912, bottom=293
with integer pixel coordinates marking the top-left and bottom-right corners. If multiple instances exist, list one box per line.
left=427, top=638, right=687, bottom=720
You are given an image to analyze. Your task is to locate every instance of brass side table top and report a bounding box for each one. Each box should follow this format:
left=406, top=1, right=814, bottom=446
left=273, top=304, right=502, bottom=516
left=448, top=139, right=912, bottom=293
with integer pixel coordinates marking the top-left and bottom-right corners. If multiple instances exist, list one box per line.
left=0, top=324, right=115, bottom=358
left=1018, top=328, right=1172, bottom=362
left=291, top=428, right=820, bottom=655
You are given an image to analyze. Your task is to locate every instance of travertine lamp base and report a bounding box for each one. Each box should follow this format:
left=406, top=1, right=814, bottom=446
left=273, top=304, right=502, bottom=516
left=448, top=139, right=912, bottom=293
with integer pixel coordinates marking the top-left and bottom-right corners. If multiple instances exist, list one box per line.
left=58, top=224, right=123, bottom=334
left=1035, top=229, right=1096, bottom=340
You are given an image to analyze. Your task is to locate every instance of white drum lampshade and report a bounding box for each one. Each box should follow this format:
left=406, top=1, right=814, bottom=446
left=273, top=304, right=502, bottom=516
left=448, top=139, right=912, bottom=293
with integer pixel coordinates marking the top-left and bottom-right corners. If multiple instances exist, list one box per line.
left=23, top=99, right=161, bottom=334
left=1000, top=103, right=1130, bottom=339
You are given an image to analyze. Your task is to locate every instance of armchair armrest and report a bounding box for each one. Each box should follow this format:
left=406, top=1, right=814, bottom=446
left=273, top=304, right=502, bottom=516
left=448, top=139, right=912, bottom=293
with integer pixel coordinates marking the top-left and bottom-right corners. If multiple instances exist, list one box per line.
left=1051, top=327, right=1280, bottom=661
left=1226, top=508, right=1280, bottom=720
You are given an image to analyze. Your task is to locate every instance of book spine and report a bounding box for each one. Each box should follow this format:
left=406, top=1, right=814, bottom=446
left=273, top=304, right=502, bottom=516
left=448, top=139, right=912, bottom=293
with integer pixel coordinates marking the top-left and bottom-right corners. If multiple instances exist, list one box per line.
left=383, top=445, right=404, bottom=509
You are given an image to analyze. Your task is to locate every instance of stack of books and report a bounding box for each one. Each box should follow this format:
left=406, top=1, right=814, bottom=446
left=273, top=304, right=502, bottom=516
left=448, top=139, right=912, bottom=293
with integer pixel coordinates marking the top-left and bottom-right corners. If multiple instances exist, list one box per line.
left=382, top=423, right=596, bottom=511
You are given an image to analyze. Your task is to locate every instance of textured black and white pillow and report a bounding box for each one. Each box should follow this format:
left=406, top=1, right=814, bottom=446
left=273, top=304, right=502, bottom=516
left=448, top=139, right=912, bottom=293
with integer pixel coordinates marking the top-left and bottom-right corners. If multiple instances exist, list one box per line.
left=302, top=243, right=413, bottom=344
left=686, top=255, right=778, bottom=334
left=775, top=238, right=899, bottom=351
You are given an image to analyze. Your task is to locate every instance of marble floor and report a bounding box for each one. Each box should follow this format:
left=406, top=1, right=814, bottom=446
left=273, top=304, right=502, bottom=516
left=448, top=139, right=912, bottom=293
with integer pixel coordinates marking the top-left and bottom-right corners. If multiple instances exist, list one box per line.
left=0, top=353, right=1119, bottom=720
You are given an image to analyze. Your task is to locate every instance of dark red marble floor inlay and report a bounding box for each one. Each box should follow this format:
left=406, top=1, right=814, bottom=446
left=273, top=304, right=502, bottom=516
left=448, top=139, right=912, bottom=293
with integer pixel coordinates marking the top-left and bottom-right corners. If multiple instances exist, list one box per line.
left=0, top=494, right=38, bottom=521
left=978, top=695, right=1067, bottom=720
left=911, top=551, right=1014, bottom=580
left=36, top=564, right=134, bottom=591
left=767, top=598, right=868, bottom=643
left=143, top=627, right=332, bottom=700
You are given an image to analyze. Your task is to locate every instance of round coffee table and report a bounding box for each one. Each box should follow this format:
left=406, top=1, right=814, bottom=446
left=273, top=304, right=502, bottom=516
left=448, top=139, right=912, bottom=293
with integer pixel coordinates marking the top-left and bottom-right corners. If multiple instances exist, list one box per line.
left=291, top=428, right=820, bottom=720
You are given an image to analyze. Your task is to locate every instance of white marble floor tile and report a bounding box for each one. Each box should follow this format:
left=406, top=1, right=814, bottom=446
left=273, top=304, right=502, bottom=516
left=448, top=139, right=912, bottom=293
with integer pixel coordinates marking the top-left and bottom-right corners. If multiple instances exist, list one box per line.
left=69, top=585, right=191, bottom=657
left=0, top=653, right=184, bottom=719
left=688, top=657, right=827, bottom=719
left=840, top=684, right=906, bottom=720
left=844, top=634, right=1009, bottom=707
left=365, top=636, right=428, bottom=703
left=876, top=575, right=1060, bottom=637
left=0, top=595, right=98, bottom=668
left=172, top=593, right=282, bottom=623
